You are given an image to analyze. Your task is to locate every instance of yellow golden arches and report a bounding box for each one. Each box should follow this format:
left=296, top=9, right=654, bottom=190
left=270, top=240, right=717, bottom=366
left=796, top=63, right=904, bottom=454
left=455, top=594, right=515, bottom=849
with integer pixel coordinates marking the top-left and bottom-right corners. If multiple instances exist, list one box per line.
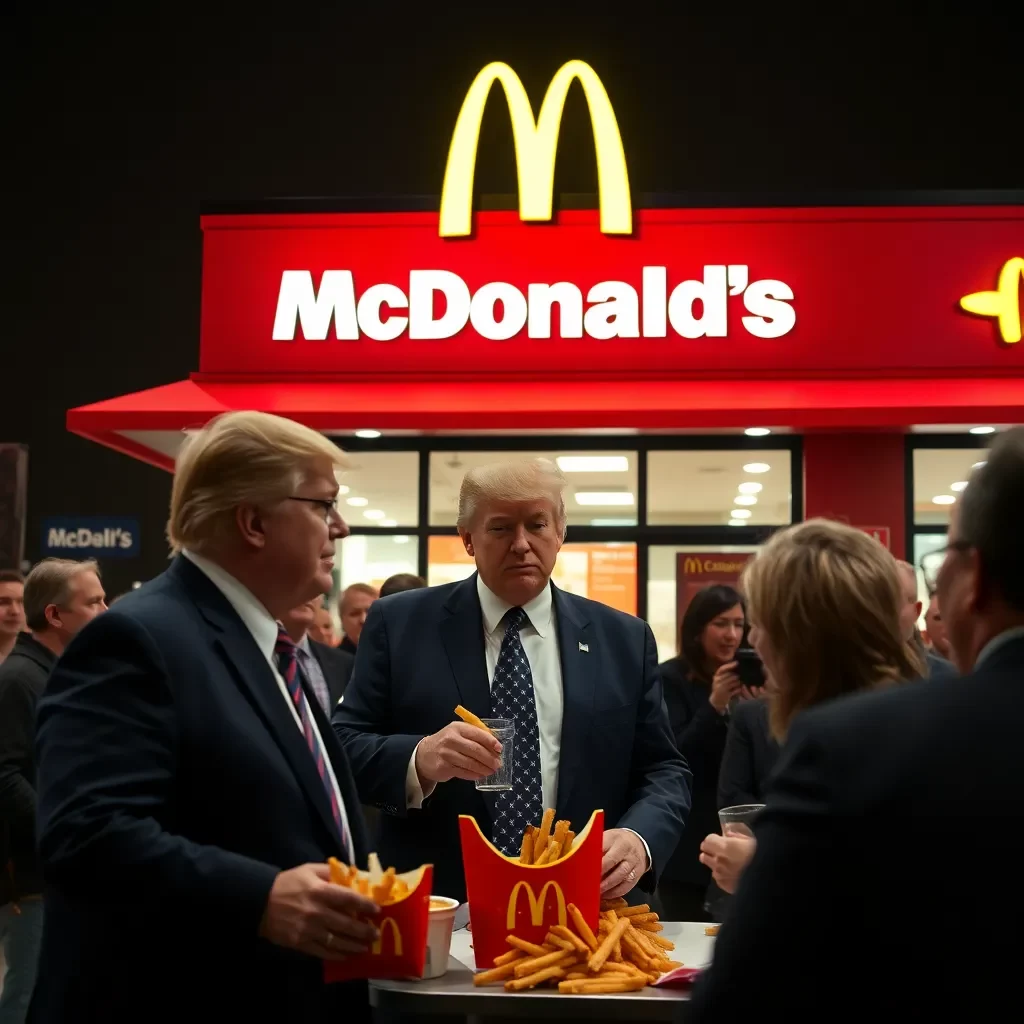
left=960, top=257, right=1023, bottom=344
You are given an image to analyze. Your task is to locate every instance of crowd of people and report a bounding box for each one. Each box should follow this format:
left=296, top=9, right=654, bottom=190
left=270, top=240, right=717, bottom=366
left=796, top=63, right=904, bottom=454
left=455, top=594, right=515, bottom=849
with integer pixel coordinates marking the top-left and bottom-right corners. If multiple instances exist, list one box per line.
left=0, top=409, right=1020, bottom=1022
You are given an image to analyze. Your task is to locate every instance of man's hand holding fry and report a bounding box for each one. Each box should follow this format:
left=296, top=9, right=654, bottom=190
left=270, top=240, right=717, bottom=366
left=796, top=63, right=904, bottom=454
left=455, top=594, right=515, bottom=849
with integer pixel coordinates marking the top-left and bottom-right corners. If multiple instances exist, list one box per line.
left=415, top=721, right=502, bottom=785
left=600, top=828, right=649, bottom=899
left=259, top=863, right=380, bottom=960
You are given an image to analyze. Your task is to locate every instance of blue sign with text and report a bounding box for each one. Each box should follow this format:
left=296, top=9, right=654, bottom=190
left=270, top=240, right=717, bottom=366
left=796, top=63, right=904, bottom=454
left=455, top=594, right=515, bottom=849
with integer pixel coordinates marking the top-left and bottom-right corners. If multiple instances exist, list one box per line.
left=41, top=517, right=140, bottom=559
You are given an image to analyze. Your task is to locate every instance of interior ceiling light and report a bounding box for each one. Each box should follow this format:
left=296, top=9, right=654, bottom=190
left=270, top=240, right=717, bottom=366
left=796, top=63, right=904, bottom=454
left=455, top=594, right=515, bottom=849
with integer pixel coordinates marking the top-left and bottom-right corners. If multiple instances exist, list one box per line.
left=733, top=495, right=758, bottom=506
left=730, top=508, right=753, bottom=519
left=737, top=482, right=763, bottom=494
left=380, top=519, right=398, bottom=527
left=574, top=492, right=635, bottom=506
left=972, top=461, right=987, bottom=469
left=950, top=481, right=969, bottom=492
left=336, top=484, right=351, bottom=495
left=363, top=509, right=386, bottom=520
left=392, top=535, right=410, bottom=544
left=590, top=518, right=635, bottom=526
left=556, top=455, right=629, bottom=472
left=743, top=462, right=771, bottom=473
left=346, top=497, right=369, bottom=507
left=744, top=427, right=771, bottom=437
left=355, top=429, right=382, bottom=439
left=932, top=495, right=956, bottom=505
left=727, top=519, right=746, bottom=527
left=969, top=426, right=995, bottom=435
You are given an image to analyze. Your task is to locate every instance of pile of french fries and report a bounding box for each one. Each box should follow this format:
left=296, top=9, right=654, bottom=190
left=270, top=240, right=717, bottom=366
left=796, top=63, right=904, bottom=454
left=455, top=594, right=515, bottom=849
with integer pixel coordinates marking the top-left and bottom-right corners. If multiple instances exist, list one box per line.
left=473, top=898, right=681, bottom=994
left=327, top=852, right=410, bottom=904
left=519, top=808, right=576, bottom=865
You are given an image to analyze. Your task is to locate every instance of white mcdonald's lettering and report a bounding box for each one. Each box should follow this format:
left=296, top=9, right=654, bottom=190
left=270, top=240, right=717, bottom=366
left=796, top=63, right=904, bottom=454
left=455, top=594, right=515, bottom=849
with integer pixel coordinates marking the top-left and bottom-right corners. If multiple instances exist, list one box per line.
left=439, top=60, right=631, bottom=237
left=271, top=267, right=796, bottom=343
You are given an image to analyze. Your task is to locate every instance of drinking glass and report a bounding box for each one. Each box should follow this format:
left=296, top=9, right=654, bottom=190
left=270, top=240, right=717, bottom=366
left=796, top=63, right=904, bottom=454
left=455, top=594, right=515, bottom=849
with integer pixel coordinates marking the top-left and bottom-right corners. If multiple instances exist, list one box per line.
left=475, top=719, right=515, bottom=791
left=718, top=803, right=765, bottom=837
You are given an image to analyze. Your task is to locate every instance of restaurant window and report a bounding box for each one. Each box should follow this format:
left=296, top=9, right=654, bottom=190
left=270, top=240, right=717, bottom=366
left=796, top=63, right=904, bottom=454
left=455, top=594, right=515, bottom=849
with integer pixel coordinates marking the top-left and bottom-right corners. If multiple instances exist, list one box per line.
left=912, top=533, right=947, bottom=628
left=428, top=450, right=639, bottom=527
left=647, top=544, right=759, bottom=662
left=427, top=536, right=638, bottom=616
left=911, top=448, right=988, bottom=527
left=339, top=451, right=419, bottom=527
left=339, top=533, right=419, bottom=592
left=647, top=450, right=792, bottom=526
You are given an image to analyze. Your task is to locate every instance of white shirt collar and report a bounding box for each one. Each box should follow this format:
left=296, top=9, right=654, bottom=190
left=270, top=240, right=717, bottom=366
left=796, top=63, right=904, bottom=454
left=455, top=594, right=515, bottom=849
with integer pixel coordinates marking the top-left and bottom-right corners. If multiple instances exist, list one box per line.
left=476, top=573, right=553, bottom=638
left=182, top=550, right=280, bottom=661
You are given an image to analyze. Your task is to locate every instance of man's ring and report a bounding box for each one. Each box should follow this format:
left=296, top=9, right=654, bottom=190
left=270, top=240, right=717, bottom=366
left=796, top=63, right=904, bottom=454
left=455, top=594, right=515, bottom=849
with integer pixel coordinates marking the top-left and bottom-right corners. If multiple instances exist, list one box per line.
left=325, top=932, right=334, bottom=948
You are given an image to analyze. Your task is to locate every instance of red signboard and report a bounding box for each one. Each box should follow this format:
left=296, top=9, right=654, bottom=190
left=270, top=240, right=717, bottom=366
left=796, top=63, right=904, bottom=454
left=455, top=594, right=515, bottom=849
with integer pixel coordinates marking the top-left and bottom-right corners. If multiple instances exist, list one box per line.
left=855, top=526, right=892, bottom=550
left=676, top=552, right=754, bottom=624
left=198, top=206, right=1023, bottom=380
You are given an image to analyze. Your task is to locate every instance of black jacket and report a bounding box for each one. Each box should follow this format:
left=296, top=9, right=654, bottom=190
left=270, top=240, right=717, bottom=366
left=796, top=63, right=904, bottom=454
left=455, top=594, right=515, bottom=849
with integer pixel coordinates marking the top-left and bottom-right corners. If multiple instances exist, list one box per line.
left=659, top=657, right=728, bottom=885
left=688, top=633, right=1024, bottom=1022
left=308, top=638, right=354, bottom=709
left=0, top=633, right=56, bottom=902
left=717, top=697, right=781, bottom=809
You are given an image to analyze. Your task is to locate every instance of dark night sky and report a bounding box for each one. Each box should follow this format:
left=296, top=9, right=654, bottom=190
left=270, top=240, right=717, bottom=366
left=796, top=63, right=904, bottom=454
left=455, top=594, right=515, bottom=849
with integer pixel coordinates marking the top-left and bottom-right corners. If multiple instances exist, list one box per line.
left=4, top=6, right=1022, bottom=592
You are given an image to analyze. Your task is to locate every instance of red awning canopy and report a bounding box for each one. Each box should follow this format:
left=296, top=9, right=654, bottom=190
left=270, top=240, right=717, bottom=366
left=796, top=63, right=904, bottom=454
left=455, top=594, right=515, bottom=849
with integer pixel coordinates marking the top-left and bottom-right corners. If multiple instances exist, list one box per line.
left=66, top=376, right=1024, bottom=471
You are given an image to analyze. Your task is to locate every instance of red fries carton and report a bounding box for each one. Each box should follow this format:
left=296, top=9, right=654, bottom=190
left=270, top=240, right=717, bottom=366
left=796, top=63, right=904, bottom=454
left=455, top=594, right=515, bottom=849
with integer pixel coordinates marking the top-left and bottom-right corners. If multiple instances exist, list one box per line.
left=323, top=863, right=433, bottom=982
left=459, top=810, right=604, bottom=968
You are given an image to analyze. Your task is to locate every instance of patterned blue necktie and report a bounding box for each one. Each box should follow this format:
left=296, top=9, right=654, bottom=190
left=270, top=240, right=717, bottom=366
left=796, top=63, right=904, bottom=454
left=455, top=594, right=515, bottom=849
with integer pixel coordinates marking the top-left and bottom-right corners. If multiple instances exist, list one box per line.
left=490, top=607, right=544, bottom=856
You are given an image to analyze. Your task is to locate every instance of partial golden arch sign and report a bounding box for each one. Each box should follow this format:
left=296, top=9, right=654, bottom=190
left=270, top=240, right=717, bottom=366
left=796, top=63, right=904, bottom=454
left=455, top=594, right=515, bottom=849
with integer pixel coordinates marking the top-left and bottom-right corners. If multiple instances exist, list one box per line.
left=506, top=880, right=567, bottom=930
left=372, top=917, right=403, bottom=956
left=439, top=60, right=632, bottom=238
left=959, top=257, right=1023, bottom=344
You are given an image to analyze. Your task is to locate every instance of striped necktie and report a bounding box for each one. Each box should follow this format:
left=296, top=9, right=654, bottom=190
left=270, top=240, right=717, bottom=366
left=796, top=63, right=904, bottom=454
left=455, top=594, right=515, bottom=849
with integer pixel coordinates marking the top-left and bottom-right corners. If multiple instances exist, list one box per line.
left=274, top=626, right=346, bottom=849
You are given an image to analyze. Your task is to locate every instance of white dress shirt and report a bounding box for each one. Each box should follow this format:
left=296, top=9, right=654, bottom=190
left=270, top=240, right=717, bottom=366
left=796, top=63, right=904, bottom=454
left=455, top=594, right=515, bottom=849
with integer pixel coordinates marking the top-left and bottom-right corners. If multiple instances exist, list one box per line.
left=183, top=550, right=354, bottom=862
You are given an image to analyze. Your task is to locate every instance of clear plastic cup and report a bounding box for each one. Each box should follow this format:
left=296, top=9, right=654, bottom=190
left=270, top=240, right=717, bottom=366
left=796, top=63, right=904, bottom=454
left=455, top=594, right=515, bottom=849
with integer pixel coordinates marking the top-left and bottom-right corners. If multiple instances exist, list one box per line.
left=475, top=719, right=514, bottom=791
left=718, top=803, right=765, bottom=837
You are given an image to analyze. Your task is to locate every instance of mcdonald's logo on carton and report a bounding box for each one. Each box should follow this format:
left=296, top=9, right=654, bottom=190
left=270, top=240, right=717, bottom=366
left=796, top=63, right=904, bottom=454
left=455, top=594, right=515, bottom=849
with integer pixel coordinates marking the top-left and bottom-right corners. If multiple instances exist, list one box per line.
left=459, top=810, right=604, bottom=969
left=323, top=864, right=432, bottom=984
left=439, top=60, right=631, bottom=238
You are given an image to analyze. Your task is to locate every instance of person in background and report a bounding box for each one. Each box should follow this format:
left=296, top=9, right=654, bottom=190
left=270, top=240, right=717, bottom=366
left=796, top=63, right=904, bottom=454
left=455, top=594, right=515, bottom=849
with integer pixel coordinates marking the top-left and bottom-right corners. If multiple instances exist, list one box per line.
left=687, top=431, right=1024, bottom=1022
left=307, top=602, right=338, bottom=647
left=657, top=585, right=754, bottom=921
left=279, top=598, right=355, bottom=715
left=338, top=583, right=377, bottom=655
left=716, top=693, right=780, bottom=812
left=923, top=592, right=952, bottom=660
left=0, top=558, right=106, bottom=1023
left=896, top=560, right=955, bottom=677
left=0, top=570, right=25, bottom=666
left=335, top=458, right=689, bottom=904
left=378, top=573, right=426, bottom=599
left=30, top=411, right=377, bottom=1023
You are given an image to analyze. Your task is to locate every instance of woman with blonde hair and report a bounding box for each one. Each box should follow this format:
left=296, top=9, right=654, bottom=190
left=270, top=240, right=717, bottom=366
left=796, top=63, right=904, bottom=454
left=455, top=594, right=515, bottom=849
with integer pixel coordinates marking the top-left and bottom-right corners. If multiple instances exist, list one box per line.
left=700, top=518, right=925, bottom=893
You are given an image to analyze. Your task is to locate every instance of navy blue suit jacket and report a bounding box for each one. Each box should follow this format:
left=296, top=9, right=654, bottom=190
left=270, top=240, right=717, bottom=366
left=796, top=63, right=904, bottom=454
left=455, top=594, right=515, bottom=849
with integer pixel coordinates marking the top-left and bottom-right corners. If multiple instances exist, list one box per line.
left=333, top=574, right=690, bottom=903
left=30, top=557, right=370, bottom=1024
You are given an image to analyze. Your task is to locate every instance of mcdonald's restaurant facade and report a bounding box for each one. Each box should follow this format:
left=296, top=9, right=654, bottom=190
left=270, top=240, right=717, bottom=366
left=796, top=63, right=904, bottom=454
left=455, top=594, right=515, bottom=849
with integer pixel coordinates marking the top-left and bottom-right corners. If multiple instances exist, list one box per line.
left=67, top=62, right=1024, bottom=659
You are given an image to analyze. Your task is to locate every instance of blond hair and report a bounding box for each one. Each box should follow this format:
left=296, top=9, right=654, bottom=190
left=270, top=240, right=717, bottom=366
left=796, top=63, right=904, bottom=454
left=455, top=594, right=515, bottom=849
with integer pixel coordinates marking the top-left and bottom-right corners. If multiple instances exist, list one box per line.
left=167, top=411, right=347, bottom=554
left=25, top=558, right=100, bottom=631
left=457, top=458, right=567, bottom=538
left=742, top=519, right=926, bottom=740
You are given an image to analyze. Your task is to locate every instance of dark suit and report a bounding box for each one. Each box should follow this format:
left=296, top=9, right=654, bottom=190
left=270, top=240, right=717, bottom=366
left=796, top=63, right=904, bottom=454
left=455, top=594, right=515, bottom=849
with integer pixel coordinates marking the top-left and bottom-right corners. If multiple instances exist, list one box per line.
left=717, top=697, right=780, bottom=809
left=333, top=574, right=690, bottom=903
left=30, top=556, right=370, bottom=1024
left=688, top=633, right=1024, bottom=1022
left=309, top=637, right=355, bottom=708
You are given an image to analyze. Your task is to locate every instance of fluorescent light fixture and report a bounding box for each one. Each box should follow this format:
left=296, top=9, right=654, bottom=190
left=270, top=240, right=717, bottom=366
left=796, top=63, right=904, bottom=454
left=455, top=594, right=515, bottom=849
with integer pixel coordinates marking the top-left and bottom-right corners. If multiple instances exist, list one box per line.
left=743, top=462, right=771, bottom=473
left=932, top=495, right=956, bottom=506
left=346, top=497, right=369, bottom=507
left=950, top=481, right=968, bottom=492
left=727, top=519, right=746, bottom=527
left=969, top=426, right=995, bottom=435
left=336, top=484, right=351, bottom=495
left=733, top=495, right=758, bottom=506
left=556, top=455, right=629, bottom=473
left=355, top=428, right=382, bottom=439
left=392, top=535, right=410, bottom=544
left=730, top=508, right=753, bottom=519
left=380, top=519, right=398, bottom=527
left=363, top=509, right=386, bottom=520
left=737, top=482, right=763, bottom=494
left=574, top=492, right=635, bottom=506
left=744, top=427, right=771, bottom=437
left=590, top=517, right=636, bottom=526
left=972, top=461, right=987, bottom=469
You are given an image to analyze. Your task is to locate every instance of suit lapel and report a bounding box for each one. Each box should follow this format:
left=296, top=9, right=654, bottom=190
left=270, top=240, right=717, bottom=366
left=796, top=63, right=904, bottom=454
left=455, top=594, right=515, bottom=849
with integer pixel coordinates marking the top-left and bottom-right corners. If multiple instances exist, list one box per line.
left=174, top=557, right=343, bottom=850
left=553, top=585, right=593, bottom=811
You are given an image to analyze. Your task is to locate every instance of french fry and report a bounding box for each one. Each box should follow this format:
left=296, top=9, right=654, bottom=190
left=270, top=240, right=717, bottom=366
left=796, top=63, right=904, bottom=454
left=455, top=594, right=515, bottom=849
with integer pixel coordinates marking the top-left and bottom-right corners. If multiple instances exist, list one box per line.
left=507, top=936, right=553, bottom=957
left=493, top=948, right=526, bottom=967
left=454, top=704, right=489, bottom=731
left=588, top=917, right=629, bottom=973
left=544, top=932, right=576, bottom=952
left=533, top=808, right=555, bottom=861
left=561, top=830, right=575, bottom=857
left=327, top=857, right=347, bottom=885
left=567, top=903, right=600, bottom=951
left=506, top=965, right=568, bottom=991
left=649, top=934, right=676, bottom=951
left=474, top=962, right=520, bottom=986
left=534, top=839, right=560, bottom=866
left=552, top=818, right=569, bottom=852
left=519, top=829, right=534, bottom=865
left=513, top=950, right=578, bottom=978
left=559, top=977, right=647, bottom=994
left=551, top=925, right=590, bottom=954
left=627, top=912, right=658, bottom=925
left=371, top=867, right=396, bottom=904
left=617, top=904, right=650, bottom=917
left=601, top=897, right=629, bottom=912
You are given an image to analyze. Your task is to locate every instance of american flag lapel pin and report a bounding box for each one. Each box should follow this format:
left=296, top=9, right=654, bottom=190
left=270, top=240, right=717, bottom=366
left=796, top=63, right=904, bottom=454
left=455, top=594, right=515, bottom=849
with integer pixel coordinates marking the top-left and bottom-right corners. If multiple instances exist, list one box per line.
left=578, top=641, right=589, bottom=653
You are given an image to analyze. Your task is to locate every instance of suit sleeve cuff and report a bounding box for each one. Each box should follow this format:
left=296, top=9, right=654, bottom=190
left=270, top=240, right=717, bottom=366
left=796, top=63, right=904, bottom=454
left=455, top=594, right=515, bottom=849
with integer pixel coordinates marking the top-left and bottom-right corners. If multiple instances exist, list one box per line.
left=405, top=741, right=437, bottom=809
left=623, top=828, right=652, bottom=873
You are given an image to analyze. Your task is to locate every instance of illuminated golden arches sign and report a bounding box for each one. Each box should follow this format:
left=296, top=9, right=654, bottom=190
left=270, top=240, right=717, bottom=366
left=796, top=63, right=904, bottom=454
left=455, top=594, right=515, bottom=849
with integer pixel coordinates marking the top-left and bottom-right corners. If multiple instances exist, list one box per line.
left=960, top=257, right=1023, bottom=344
left=439, top=60, right=632, bottom=238
left=506, top=880, right=567, bottom=930
left=372, top=917, right=403, bottom=956
left=683, top=557, right=702, bottom=575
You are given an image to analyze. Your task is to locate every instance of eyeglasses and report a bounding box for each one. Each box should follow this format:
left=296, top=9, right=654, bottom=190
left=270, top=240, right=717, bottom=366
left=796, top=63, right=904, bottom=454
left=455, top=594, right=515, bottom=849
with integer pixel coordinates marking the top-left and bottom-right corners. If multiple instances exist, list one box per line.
left=919, top=540, right=971, bottom=593
left=287, top=496, right=341, bottom=522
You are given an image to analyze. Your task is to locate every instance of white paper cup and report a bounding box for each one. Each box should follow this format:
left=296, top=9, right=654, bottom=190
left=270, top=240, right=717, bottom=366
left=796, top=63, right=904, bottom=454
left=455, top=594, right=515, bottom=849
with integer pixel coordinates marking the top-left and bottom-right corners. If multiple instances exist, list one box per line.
left=419, top=896, right=459, bottom=980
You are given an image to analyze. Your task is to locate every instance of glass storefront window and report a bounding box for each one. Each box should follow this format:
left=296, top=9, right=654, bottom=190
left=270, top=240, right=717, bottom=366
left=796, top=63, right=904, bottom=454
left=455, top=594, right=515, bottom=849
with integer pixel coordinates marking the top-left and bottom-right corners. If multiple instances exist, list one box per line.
left=912, top=532, right=947, bottom=627
left=912, top=449, right=987, bottom=526
left=338, top=451, right=419, bottom=527
left=647, top=450, right=792, bottom=526
left=339, top=534, right=419, bottom=592
left=647, top=544, right=759, bottom=662
left=427, top=535, right=638, bottom=616
left=428, top=451, right=639, bottom=527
